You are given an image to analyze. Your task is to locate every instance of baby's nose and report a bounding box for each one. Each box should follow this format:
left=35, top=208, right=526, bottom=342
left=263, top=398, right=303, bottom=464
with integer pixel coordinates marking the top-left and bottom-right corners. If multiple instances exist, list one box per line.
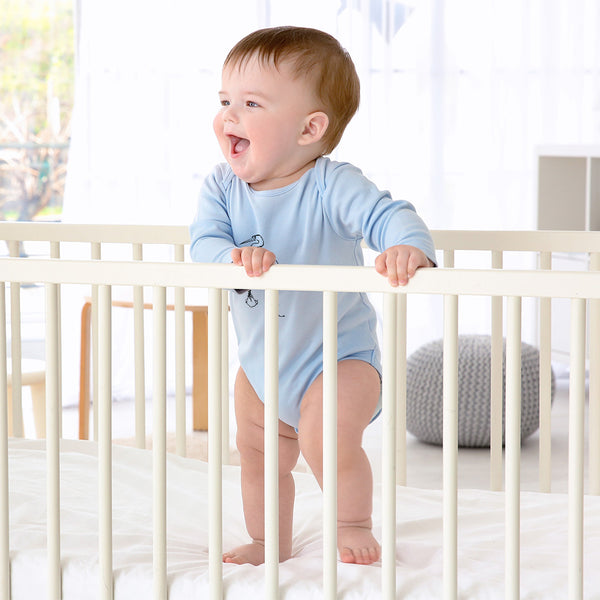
left=223, top=105, right=238, bottom=123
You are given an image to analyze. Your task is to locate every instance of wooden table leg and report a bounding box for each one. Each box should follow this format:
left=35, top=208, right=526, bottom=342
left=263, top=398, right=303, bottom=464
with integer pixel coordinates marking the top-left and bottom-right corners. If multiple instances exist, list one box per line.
left=192, top=309, right=209, bottom=431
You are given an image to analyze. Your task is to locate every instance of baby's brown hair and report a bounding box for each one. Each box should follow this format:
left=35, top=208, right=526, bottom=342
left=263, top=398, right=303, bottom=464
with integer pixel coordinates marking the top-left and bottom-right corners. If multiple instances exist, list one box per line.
left=224, top=26, right=360, bottom=155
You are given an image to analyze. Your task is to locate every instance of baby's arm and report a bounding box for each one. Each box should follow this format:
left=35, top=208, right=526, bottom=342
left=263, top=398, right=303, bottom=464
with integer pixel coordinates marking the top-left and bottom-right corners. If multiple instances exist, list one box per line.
left=375, top=244, right=434, bottom=287
left=232, top=246, right=277, bottom=277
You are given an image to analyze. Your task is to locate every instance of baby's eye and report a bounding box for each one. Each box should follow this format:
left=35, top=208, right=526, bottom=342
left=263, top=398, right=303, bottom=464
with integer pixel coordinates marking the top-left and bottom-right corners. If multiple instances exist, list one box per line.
left=246, top=101, right=259, bottom=108
left=220, top=99, right=230, bottom=107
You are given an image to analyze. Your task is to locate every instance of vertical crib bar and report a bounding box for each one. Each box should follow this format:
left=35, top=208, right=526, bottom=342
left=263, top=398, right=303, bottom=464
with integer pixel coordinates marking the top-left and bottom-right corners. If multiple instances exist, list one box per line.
left=568, top=298, right=586, bottom=600
left=443, top=294, right=458, bottom=600
left=153, top=286, right=167, bottom=600
left=92, top=242, right=101, bottom=442
left=264, top=289, right=279, bottom=597
left=443, top=250, right=455, bottom=269
left=396, top=294, right=407, bottom=486
left=539, top=252, right=552, bottom=493
left=50, top=242, right=63, bottom=438
left=221, top=290, right=230, bottom=465
left=8, top=240, right=23, bottom=437
left=45, top=281, right=61, bottom=600
left=505, top=296, right=521, bottom=600
left=98, top=285, right=113, bottom=600
left=208, top=288, right=223, bottom=600
left=323, top=292, right=337, bottom=598
left=174, top=245, right=186, bottom=457
left=323, top=291, right=337, bottom=599
left=382, top=293, right=398, bottom=599
left=490, top=251, right=503, bottom=491
left=0, top=283, right=10, bottom=600
left=589, top=252, right=600, bottom=496
left=132, top=243, right=146, bottom=449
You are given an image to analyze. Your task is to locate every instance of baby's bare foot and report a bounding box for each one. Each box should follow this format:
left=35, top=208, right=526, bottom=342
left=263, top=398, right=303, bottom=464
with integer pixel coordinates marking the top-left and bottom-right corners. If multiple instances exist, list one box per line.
left=223, top=541, right=265, bottom=565
left=337, top=520, right=381, bottom=565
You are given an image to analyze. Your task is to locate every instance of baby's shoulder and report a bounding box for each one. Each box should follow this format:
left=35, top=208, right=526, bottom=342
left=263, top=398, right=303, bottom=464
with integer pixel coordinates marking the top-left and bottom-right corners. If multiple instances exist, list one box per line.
left=207, top=162, right=236, bottom=190
left=199, top=163, right=241, bottom=206
left=315, top=156, right=369, bottom=196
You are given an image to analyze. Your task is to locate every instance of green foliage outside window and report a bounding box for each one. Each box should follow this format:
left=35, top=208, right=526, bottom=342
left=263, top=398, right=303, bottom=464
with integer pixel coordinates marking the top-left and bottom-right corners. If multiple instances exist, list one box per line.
left=0, top=0, right=74, bottom=221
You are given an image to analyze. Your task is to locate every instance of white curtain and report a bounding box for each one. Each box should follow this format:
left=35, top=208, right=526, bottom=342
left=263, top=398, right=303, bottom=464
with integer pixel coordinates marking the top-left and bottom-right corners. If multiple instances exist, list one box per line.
left=64, top=0, right=600, bottom=230
left=60, top=0, right=600, bottom=405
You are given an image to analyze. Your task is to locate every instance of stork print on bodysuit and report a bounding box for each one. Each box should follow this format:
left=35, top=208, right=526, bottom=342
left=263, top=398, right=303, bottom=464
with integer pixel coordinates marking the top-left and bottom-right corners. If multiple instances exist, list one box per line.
left=235, top=234, right=284, bottom=316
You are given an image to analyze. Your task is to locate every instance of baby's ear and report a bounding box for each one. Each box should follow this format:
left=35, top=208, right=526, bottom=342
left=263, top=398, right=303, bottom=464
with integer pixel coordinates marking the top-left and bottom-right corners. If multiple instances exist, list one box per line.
left=299, top=111, right=329, bottom=146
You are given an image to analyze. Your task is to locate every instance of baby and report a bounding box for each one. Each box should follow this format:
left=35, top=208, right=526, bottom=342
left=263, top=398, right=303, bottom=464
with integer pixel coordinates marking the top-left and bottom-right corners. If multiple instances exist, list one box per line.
left=190, top=26, right=435, bottom=566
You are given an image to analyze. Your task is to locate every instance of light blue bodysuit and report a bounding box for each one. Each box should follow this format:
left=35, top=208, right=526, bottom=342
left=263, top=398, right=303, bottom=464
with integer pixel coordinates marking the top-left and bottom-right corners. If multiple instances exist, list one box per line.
left=190, top=157, right=436, bottom=429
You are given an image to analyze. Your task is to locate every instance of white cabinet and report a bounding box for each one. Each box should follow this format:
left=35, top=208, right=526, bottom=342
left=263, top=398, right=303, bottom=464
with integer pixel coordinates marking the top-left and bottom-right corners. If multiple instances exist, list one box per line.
left=536, top=145, right=600, bottom=363
left=537, top=145, right=600, bottom=232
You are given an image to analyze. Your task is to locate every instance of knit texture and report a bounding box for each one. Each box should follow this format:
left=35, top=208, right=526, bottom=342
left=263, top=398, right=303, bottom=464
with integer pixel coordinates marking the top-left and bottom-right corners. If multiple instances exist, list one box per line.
left=406, top=335, right=555, bottom=447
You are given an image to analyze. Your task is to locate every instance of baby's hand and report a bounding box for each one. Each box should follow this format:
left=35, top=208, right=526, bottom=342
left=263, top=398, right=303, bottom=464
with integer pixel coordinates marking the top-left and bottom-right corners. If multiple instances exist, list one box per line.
left=231, top=246, right=276, bottom=277
left=375, top=245, right=433, bottom=287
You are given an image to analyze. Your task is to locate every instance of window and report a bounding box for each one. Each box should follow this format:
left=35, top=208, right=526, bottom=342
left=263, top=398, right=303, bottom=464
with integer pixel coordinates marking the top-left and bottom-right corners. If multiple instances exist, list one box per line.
left=0, top=0, right=74, bottom=222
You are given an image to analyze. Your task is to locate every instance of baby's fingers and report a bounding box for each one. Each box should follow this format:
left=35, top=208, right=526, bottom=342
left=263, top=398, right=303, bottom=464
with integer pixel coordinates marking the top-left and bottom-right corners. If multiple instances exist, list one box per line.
left=376, top=249, right=409, bottom=287
left=231, top=247, right=243, bottom=266
left=231, top=247, right=276, bottom=277
left=375, top=245, right=432, bottom=287
left=250, top=248, right=275, bottom=276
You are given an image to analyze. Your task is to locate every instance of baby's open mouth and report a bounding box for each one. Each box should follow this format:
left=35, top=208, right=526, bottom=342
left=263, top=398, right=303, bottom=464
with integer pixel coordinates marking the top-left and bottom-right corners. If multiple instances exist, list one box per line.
left=229, top=135, right=250, bottom=156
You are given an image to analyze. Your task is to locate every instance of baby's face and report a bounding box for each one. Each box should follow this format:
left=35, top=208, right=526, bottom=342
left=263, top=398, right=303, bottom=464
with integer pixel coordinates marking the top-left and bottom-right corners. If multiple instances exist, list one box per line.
left=214, top=55, right=322, bottom=190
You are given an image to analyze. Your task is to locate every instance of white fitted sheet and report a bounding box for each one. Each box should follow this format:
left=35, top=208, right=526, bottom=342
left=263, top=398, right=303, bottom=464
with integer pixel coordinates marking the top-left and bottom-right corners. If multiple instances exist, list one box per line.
left=7, top=423, right=600, bottom=599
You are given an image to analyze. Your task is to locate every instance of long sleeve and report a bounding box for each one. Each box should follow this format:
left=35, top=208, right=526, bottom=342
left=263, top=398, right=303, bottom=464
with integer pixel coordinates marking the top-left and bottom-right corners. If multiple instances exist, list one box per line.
left=189, top=164, right=236, bottom=264
left=319, top=160, right=436, bottom=265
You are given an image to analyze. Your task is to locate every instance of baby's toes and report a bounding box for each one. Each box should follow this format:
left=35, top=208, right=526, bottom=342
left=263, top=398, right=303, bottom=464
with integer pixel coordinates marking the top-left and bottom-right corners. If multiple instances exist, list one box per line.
left=340, top=546, right=357, bottom=563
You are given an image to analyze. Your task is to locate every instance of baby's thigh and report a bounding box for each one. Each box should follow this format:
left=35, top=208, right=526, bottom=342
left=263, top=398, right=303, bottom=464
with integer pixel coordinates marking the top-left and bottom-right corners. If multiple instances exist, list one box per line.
left=300, top=360, right=380, bottom=439
left=335, top=360, right=381, bottom=436
left=234, top=368, right=299, bottom=467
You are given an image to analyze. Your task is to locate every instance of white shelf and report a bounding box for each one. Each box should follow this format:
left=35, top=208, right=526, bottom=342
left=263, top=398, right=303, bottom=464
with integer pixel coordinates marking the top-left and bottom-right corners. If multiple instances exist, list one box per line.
left=535, top=144, right=600, bottom=158
left=536, top=146, right=600, bottom=231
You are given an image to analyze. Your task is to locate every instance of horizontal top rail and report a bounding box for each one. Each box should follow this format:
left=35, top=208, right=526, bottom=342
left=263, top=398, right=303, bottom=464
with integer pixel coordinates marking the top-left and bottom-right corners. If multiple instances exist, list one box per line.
left=0, top=222, right=190, bottom=245
left=2, top=222, right=600, bottom=254
left=1, top=257, right=599, bottom=300
left=430, top=230, right=600, bottom=253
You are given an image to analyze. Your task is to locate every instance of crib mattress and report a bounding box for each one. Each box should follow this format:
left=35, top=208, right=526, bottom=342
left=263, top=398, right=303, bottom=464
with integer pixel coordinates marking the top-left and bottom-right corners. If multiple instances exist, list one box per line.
left=6, top=438, right=600, bottom=599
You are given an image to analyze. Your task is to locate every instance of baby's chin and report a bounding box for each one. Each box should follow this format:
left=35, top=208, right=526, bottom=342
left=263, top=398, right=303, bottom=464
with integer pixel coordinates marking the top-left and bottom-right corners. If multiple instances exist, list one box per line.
left=227, top=163, right=260, bottom=187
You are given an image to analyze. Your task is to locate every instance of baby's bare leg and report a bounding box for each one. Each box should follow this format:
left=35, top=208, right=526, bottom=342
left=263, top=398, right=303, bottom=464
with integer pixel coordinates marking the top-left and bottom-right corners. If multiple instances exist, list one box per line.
left=223, top=368, right=300, bottom=565
left=298, top=360, right=381, bottom=565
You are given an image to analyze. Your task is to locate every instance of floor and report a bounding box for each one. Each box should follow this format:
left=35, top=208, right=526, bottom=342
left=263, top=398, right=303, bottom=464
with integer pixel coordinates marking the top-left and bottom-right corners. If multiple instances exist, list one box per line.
left=19, top=387, right=197, bottom=442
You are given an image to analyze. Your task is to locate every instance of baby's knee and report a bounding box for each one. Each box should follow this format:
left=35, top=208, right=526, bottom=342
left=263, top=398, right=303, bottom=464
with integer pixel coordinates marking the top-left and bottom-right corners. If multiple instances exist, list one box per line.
left=297, top=429, right=323, bottom=471
left=278, top=435, right=301, bottom=476
left=235, top=423, right=264, bottom=461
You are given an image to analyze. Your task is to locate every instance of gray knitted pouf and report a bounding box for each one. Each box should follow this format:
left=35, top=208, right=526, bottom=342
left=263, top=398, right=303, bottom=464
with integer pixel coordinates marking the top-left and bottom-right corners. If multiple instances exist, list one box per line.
left=406, top=334, right=555, bottom=447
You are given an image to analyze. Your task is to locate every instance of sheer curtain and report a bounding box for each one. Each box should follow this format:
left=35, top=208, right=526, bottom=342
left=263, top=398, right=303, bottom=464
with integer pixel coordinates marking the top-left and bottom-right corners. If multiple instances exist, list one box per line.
left=60, top=0, right=600, bottom=404
left=64, top=0, right=600, bottom=230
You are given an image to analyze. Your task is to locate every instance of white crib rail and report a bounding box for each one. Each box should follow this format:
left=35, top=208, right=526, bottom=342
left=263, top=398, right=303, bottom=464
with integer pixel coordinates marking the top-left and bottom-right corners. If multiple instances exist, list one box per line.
left=97, top=285, right=112, bottom=600
left=443, top=293, right=459, bottom=600
left=433, top=231, right=600, bottom=496
left=0, top=222, right=191, bottom=449
left=208, top=288, right=224, bottom=600
left=3, top=223, right=600, bottom=491
left=0, top=284, right=9, bottom=599
left=1, top=257, right=599, bottom=600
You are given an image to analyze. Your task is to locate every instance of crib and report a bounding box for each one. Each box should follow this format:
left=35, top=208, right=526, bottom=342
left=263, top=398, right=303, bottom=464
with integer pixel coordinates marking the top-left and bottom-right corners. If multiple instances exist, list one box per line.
left=1, top=222, right=599, bottom=599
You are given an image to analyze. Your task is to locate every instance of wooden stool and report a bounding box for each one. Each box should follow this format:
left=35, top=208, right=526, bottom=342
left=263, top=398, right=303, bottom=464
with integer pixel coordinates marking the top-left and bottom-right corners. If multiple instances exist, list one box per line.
left=7, top=358, right=46, bottom=438
left=79, top=298, right=208, bottom=439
